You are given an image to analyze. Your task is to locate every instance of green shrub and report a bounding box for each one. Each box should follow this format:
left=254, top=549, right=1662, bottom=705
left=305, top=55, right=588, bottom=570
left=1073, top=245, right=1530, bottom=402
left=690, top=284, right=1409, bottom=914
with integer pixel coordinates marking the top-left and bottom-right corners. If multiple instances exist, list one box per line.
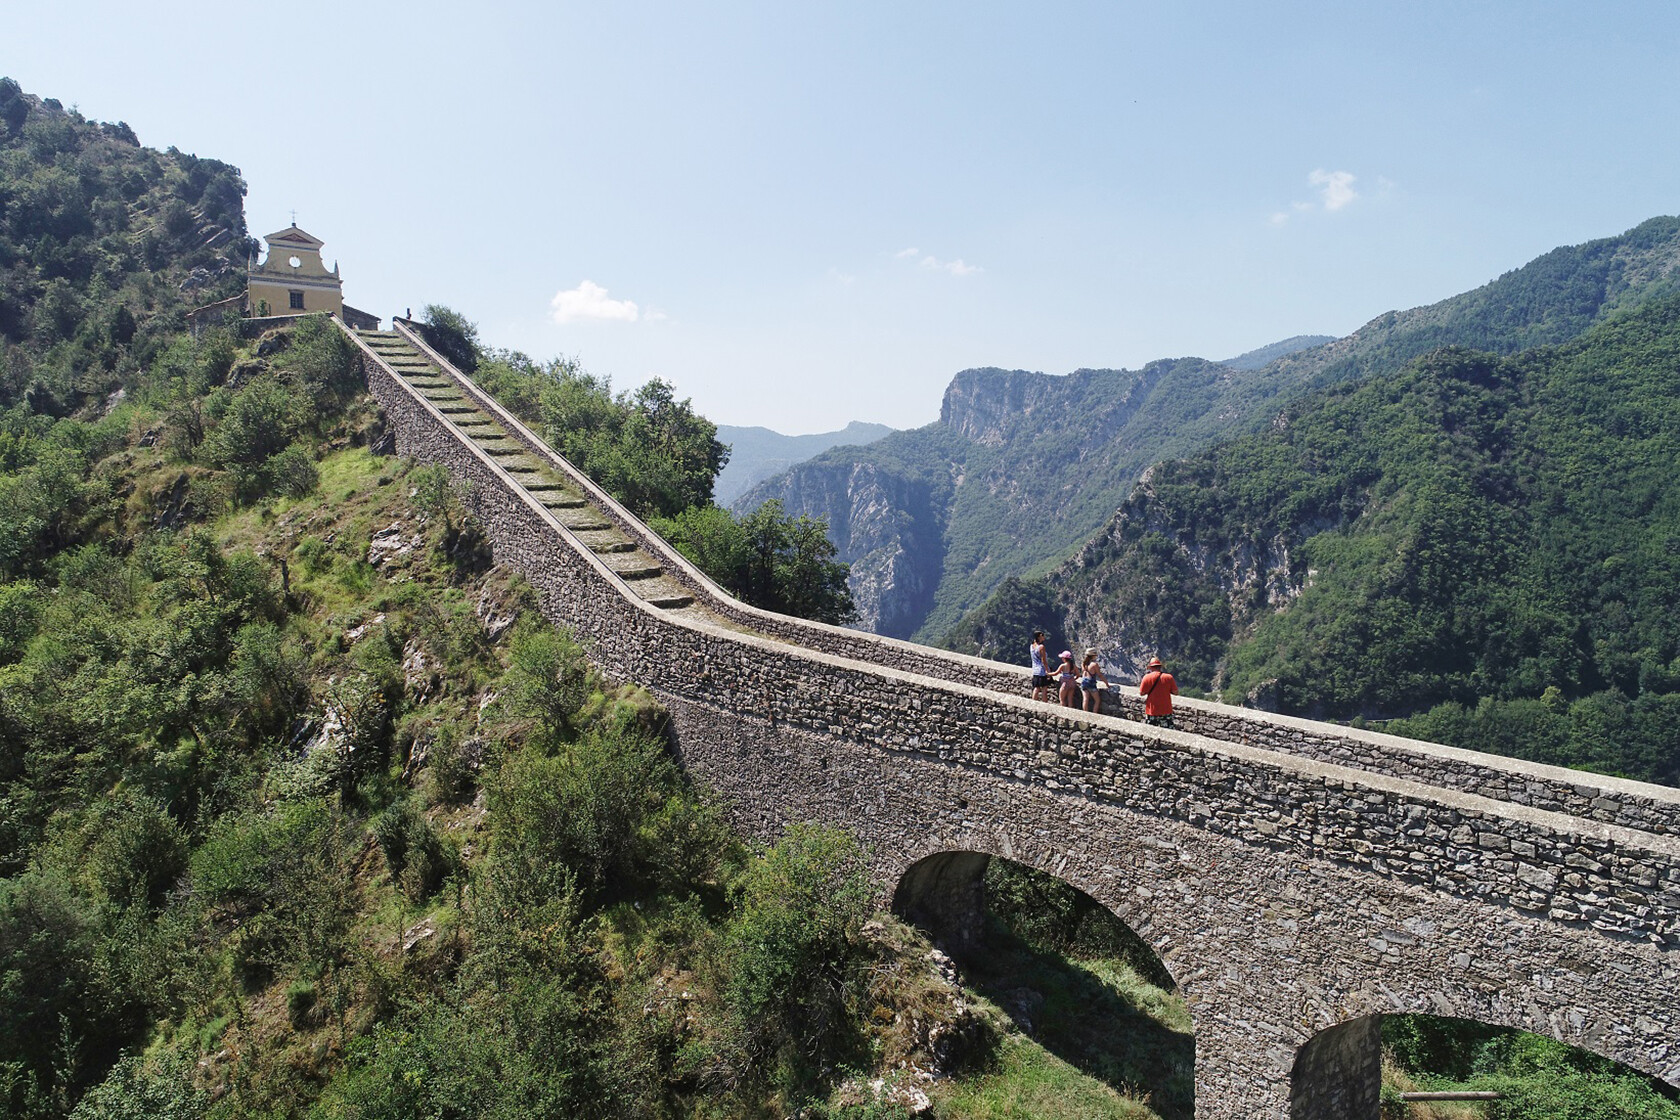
left=66, top=1052, right=208, bottom=1120
left=370, top=798, right=450, bottom=902
left=498, top=623, right=593, bottom=740
left=285, top=979, right=319, bottom=1030
left=484, top=729, right=690, bottom=911
left=723, top=824, right=873, bottom=1095
left=262, top=442, right=319, bottom=498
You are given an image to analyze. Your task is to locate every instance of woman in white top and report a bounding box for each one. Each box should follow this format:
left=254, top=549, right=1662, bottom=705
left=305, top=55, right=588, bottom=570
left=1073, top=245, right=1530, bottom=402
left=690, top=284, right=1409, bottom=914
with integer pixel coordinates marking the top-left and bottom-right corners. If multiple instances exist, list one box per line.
left=1029, top=630, right=1052, bottom=701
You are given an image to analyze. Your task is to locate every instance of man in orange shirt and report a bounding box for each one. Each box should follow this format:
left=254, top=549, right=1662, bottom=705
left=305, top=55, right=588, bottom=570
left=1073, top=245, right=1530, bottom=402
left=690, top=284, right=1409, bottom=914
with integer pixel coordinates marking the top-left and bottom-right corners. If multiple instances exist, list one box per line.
left=1139, top=657, right=1178, bottom=728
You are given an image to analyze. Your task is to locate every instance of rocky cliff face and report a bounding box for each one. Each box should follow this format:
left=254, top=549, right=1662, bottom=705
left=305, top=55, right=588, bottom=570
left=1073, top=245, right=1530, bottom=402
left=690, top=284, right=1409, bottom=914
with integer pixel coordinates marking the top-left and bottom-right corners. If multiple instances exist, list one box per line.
left=1056, top=461, right=1345, bottom=687
left=739, top=442, right=957, bottom=637
left=739, top=358, right=1245, bottom=641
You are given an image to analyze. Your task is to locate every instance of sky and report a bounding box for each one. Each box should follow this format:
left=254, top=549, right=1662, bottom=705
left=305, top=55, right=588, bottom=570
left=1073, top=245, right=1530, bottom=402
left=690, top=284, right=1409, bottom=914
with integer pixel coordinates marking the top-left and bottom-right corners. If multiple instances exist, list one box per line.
left=9, top=1, right=1680, bottom=433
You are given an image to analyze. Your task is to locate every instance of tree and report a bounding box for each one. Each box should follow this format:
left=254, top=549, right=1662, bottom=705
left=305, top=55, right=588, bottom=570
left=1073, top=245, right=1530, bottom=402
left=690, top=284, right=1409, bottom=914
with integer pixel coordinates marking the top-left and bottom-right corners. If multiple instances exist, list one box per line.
left=652, top=500, right=857, bottom=625
left=418, top=305, right=480, bottom=373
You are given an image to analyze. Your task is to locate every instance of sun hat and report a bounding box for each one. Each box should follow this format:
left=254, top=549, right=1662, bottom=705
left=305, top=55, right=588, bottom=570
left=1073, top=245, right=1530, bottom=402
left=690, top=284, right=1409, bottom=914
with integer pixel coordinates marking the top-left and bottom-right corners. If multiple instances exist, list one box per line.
left=1147, top=657, right=1163, bottom=668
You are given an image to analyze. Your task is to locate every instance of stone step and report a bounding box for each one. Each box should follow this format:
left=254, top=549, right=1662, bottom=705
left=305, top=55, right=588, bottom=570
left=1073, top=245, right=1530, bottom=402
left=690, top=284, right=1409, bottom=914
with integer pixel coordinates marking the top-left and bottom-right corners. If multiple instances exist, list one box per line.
left=560, top=518, right=612, bottom=532
left=643, top=592, right=695, bottom=609
left=612, top=564, right=663, bottom=581
left=479, top=444, right=524, bottom=456
left=587, top=540, right=636, bottom=554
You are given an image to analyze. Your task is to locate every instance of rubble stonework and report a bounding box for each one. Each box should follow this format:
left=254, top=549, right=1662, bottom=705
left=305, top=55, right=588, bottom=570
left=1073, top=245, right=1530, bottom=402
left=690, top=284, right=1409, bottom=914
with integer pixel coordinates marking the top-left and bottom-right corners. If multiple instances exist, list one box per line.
left=351, top=321, right=1680, bottom=1120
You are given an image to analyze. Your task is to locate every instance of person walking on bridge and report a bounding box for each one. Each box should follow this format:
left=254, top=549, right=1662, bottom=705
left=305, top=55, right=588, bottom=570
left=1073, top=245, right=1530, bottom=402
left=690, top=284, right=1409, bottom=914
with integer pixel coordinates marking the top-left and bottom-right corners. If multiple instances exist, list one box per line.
left=1139, top=657, right=1177, bottom=728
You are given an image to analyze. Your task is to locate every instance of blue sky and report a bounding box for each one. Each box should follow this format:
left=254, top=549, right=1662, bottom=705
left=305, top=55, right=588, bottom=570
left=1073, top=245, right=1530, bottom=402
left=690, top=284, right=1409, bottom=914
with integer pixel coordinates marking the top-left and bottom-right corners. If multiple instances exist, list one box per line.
left=10, top=1, right=1680, bottom=432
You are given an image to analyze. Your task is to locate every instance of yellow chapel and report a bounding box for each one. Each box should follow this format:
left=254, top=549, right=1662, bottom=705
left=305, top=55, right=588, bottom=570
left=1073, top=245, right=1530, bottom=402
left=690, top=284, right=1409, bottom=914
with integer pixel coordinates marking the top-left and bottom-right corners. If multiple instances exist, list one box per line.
left=247, top=223, right=344, bottom=319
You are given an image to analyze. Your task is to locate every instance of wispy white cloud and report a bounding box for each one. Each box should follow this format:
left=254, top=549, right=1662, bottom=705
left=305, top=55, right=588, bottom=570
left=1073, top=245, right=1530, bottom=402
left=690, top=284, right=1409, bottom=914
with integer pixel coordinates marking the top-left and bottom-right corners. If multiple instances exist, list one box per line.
left=1269, top=169, right=1361, bottom=225
left=921, top=255, right=979, bottom=276
left=890, top=246, right=980, bottom=276
left=1309, top=168, right=1358, bottom=211
left=550, top=280, right=639, bottom=323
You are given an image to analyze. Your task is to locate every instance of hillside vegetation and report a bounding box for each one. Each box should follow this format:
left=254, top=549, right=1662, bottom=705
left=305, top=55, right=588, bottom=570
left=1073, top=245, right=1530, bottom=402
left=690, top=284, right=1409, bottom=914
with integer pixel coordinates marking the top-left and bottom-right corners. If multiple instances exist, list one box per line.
left=0, top=78, right=249, bottom=415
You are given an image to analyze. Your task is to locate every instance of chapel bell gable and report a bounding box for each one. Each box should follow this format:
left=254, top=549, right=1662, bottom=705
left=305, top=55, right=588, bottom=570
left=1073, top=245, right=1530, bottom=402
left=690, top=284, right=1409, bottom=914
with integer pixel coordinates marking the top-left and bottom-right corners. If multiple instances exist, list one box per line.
left=248, top=222, right=344, bottom=319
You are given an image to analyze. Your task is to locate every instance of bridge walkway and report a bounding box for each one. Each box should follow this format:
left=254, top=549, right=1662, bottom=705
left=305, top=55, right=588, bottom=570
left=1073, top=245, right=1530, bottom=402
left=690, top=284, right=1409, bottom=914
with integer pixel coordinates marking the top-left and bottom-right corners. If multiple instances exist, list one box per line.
left=352, top=328, right=708, bottom=616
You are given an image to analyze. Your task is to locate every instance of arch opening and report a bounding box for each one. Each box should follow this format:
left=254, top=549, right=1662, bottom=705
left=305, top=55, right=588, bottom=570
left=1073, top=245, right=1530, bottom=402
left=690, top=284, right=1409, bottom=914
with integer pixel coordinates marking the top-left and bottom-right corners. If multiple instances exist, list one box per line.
left=892, top=850, right=1194, bottom=1118
left=1291, top=1012, right=1680, bottom=1120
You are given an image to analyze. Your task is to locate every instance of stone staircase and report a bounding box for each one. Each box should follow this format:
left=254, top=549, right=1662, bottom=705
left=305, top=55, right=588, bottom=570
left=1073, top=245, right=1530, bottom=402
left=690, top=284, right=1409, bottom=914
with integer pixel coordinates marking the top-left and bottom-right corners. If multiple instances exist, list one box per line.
left=354, top=329, right=699, bottom=612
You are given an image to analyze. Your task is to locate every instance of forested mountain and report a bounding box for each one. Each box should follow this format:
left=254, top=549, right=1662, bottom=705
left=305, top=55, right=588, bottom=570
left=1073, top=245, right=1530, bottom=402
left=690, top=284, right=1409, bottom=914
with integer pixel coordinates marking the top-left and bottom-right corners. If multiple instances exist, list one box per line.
left=954, top=294, right=1680, bottom=786
left=715, top=419, right=893, bottom=506
left=0, top=78, right=250, bottom=414
left=742, top=217, right=1680, bottom=643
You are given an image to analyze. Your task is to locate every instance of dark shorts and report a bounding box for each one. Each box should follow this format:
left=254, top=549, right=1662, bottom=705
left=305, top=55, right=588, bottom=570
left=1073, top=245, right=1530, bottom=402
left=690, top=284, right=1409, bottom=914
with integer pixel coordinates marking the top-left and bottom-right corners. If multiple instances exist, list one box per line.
left=1079, top=677, right=1097, bottom=691
left=1032, top=674, right=1051, bottom=688
left=1145, top=714, right=1176, bottom=728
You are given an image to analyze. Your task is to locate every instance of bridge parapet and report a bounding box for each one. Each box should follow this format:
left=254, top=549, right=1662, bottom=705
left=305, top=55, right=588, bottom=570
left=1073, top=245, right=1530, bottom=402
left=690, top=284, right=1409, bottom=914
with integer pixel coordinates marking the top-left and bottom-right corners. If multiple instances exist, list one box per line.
left=383, top=320, right=1680, bottom=843
left=357, top=322, right=1680, bottom=947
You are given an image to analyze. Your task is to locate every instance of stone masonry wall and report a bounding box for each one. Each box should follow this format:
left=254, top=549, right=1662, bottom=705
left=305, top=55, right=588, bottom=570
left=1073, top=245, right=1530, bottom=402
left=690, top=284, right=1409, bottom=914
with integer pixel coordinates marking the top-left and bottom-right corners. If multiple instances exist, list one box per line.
left=385, top=323, right=1680, bottom=843
left=363, top=336, right=1680, bottom=943
left=353, top=325, right=1680, bottom=1115
left=652, top=690, right=1679, bottom=1117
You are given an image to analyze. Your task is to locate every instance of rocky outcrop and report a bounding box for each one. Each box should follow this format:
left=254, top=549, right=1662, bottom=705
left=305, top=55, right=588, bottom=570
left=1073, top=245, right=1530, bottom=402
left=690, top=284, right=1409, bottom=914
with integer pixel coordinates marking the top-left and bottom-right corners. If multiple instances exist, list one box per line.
left=741, top=450, right=953, bottom=637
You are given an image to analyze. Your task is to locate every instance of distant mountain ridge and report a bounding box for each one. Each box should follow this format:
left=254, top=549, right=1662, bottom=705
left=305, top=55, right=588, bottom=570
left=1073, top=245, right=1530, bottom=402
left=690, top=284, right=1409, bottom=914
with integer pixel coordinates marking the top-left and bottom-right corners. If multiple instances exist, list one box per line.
left=742, top=216, right=1680, bottom=643
left=1219, top=335, right=1335, bottom=370
left=715, top=421, right=893, bottom=506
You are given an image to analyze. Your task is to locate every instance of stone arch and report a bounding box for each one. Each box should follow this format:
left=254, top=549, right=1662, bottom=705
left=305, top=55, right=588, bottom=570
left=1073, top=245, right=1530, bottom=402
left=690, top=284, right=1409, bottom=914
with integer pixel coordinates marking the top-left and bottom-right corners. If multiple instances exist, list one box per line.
left=1290, top=1010, right=1680, bottom=1120
left=890, top=847, right=1195, bottom=1115
left=891, top=850, right=992, bottom=957
left=888, top=847, right=1177, bottom=981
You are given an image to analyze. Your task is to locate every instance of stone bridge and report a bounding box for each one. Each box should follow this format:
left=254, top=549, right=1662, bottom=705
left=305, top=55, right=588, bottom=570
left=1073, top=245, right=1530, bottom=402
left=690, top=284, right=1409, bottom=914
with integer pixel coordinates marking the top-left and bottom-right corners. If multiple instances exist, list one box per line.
left=340, top=316, right=1680, bottom=1118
